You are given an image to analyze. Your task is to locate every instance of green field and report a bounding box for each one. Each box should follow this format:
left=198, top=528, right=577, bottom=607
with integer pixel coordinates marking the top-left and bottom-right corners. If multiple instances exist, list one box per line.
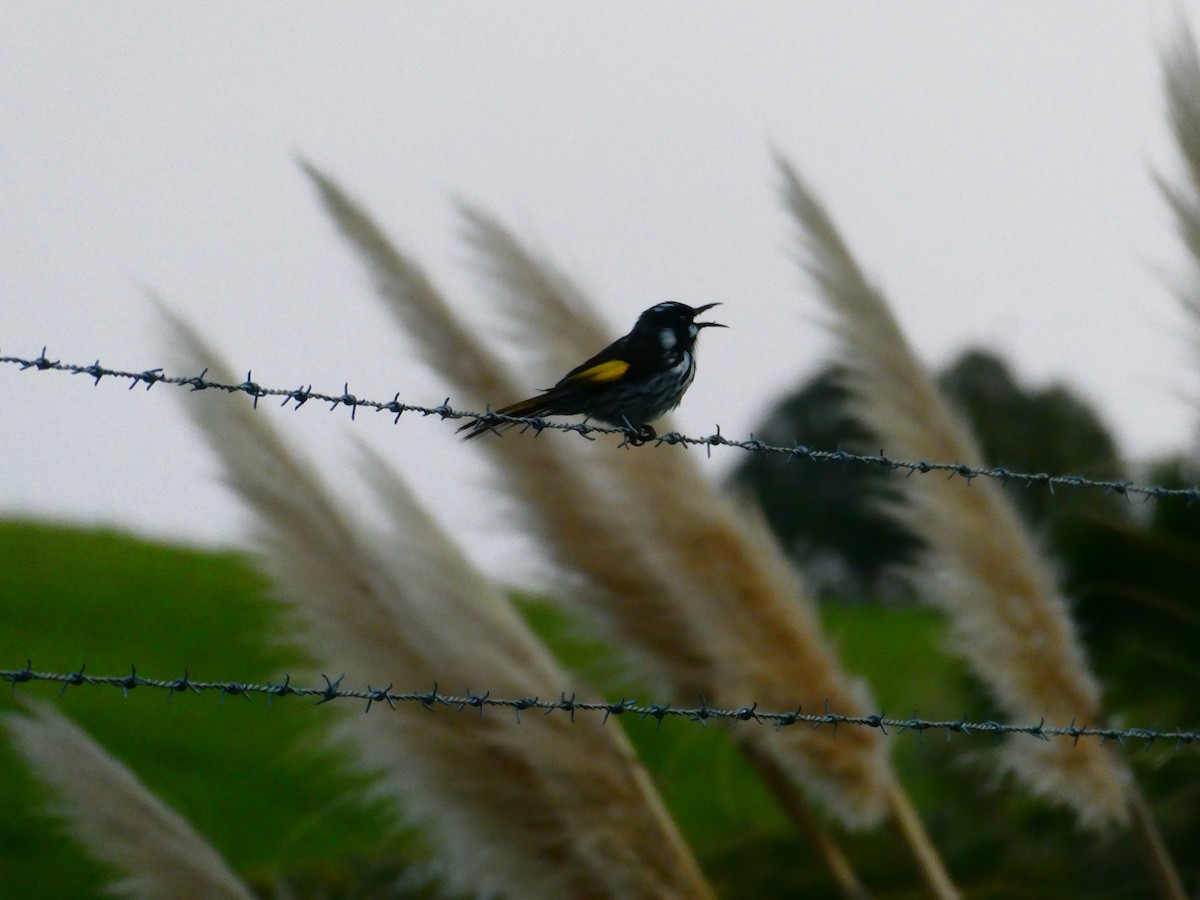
left=0, top=520, right=1185, bottom=898
left=0, top=521, right=403, bottom=897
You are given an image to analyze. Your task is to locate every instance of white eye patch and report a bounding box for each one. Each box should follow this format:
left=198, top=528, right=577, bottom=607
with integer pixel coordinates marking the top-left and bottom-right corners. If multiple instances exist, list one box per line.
left=688, top=323, right=699, bottom=338
left=659, top=327, right=677, bottom=349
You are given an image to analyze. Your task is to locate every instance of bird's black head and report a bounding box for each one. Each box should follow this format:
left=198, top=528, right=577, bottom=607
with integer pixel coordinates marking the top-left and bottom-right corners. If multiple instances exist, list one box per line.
left=632, top=301, right=726, bottom=352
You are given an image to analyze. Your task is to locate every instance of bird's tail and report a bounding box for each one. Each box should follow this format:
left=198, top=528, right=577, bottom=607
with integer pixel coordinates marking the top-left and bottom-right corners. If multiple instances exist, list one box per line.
left=458, top=395, right=549, bottom=440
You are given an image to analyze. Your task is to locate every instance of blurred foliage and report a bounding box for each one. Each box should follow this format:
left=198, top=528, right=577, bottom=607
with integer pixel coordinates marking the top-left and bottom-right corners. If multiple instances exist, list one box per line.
left=729, top=370, right=919, bottom=601
left=1143, top=455, right=1200, bottom=543
left=1052, top=455, right=1200, bottom=850
left=0, top=522, right=415, bottom=900
left=730, top=349, right=1200, bottom=894
left=730, top=348, right=1129, bottom=601
left=1056, top=462, right=1200, bottom=717
left=1, top=519, right=1197, bottom=897
left=939, top=349, right=1128, bottom=525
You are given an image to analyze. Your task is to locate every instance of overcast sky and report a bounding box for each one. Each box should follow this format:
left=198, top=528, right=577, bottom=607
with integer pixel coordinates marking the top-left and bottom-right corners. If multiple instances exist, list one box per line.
left=2, top=4, right=1197, bottom=576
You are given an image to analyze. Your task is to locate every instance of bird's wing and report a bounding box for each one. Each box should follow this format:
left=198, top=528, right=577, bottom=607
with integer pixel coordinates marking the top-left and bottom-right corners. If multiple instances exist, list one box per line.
left=558, top=358, right=630, bottom=385
left=555, top=334, right=642, bottom=387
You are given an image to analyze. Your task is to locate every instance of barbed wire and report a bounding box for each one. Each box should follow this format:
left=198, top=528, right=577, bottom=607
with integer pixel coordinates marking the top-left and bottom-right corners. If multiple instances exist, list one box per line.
left=2, top=664, right=1197, bottom=751
left=4, top=348, right=1199, bottom=502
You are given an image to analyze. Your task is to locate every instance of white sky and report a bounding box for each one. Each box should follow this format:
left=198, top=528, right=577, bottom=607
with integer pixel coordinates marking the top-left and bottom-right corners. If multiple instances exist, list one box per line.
left=2, top=4, right=1198, bottom=575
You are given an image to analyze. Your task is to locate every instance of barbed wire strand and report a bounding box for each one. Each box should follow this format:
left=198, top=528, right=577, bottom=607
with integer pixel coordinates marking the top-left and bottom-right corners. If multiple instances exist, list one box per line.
left=2, top=665, right=1196, bottom=752
left=4, top=350, right=1199, bottom=503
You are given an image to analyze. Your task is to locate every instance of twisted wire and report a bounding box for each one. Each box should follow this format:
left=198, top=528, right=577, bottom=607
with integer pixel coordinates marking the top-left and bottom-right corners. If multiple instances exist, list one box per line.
left=4, top=349, right=1198, bottom=502
left=2, top=665, right=1196, bottom=751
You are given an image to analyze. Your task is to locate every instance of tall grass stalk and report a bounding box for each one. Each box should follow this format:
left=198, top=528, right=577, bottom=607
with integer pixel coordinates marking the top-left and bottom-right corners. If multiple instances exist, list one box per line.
left=777, top=158, right=1183, bottom=898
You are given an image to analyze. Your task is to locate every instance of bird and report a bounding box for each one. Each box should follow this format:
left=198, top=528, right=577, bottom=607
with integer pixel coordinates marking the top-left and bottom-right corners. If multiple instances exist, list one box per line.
left=459, top=301, right=726, bottom=441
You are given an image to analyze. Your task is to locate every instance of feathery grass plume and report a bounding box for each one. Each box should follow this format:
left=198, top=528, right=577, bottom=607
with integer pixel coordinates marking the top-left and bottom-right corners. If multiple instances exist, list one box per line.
left=307, top=169, right=890, bottom=820
left=162, top=309, right=715, bottom=900
left=776, top=158, right=1131, bottom=827
left=1135, top=29, right=1200, bottom=900
left=4, top=700, right=254, bottom=900
left=458, top=203, right=613, bottom=383
left=300, top=159, right=517, bottom=406
left=460, top=206, right=962, bottom=898
left=1159, top=23, right=1200, bottom=359
left=303, top=165, right=708, bottom=690
left=460, top=203, right=891, bottom=802
left=305, top=171, right=918, bottom=896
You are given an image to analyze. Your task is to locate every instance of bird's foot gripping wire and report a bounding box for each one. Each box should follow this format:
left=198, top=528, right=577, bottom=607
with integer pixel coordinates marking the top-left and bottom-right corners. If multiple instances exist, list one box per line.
left=619, top=421, right=657, bottom=447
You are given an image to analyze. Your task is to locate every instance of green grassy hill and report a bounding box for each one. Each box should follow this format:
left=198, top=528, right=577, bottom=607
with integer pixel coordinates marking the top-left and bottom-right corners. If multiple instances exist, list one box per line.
left=0, top=521, right=401, bottom=897
left=2, top=520, right=966, bottom=897
left=3, top=519, right=1186, bottom=897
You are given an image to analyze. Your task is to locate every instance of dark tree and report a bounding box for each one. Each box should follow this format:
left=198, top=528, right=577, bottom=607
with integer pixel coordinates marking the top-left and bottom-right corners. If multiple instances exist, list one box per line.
left=727, top=367, right=919, bottom=601
left=1054, top=455, right=1200, bottom=715
left=938, top=349, right=1128, bottom=526
left=729, top=348, right=1129, bottom=601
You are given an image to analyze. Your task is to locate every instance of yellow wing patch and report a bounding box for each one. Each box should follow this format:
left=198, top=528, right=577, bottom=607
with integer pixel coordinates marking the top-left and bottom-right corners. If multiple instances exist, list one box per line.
left=567, top=359, right=629, bottom=384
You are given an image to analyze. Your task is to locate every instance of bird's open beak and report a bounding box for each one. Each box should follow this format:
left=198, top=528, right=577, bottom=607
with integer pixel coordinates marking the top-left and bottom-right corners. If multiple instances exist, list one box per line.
left=693, top=302, right=727, bottom=328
